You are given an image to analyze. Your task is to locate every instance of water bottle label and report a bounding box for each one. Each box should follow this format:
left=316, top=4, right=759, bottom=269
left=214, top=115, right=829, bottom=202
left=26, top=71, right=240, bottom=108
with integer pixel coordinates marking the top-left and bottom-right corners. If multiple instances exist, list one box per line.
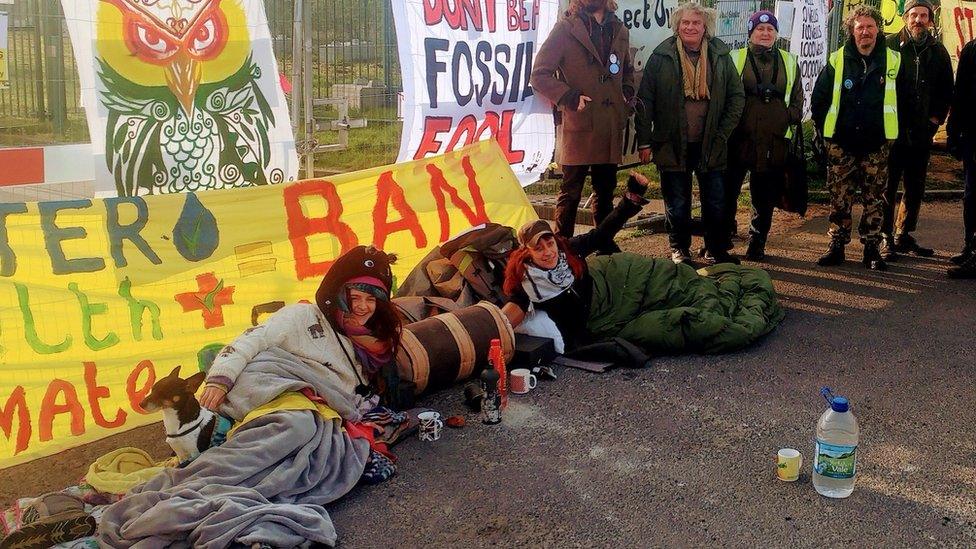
left=814, top=439, right=857, bottom=479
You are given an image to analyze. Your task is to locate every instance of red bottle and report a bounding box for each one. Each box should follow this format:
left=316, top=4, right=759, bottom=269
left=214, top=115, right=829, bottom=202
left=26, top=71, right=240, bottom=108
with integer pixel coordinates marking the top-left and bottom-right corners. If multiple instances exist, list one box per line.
left=489, top=338, right=507, bottom=410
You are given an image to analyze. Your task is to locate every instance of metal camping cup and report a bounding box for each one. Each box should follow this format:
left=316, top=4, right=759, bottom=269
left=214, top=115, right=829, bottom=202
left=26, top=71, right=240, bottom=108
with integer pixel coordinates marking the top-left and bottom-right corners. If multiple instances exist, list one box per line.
left=509, top=368, right=537, bottom=394
left=418, top=411, right=444, bottom=442
left=777, top=448, right=802, bottom=481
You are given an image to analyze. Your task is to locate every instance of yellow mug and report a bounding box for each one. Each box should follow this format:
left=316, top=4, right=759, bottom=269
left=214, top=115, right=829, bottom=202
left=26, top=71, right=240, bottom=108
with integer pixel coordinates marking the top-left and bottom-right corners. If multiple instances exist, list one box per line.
left=777, top=448, right=802, bottom=482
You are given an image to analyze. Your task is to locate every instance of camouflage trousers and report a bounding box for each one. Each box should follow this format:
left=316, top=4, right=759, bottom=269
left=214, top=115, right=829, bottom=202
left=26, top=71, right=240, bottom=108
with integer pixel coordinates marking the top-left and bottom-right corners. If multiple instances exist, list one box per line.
left=826, top=141, right=891, bottom=245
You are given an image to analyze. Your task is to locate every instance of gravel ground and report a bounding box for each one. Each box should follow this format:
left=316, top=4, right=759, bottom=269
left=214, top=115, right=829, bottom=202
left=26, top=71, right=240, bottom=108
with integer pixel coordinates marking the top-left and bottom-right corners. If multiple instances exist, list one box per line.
left=3, top=201, right=974, bottom=548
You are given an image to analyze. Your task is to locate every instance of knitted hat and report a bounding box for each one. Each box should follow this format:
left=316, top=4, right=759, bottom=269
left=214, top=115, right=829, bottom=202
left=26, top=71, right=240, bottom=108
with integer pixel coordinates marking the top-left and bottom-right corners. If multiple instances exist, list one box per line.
left=747, top=10, right=778, bottom=35
left=517, top=219, right=555, bottom=248
left=903, top=0, right=934, bottom=18
left=316, top=246, right=396, bottom=314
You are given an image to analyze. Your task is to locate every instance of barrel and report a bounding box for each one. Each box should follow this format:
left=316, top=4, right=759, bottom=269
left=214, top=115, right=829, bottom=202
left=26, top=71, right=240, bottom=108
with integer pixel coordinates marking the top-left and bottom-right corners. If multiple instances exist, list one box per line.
left=396, top=301, right=514, bottom=395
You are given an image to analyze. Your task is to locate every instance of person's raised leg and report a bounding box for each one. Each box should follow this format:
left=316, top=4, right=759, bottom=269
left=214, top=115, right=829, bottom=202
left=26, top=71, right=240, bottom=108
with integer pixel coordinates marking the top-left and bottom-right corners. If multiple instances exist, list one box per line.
left=555, top=164, right=589, bottom=238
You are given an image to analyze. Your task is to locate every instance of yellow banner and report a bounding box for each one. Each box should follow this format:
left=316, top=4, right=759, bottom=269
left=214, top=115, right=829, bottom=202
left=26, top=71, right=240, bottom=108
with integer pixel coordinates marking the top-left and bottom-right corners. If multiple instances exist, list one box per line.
left=0, top=140, right=536, bottom=468
left=882, top=0, right=905, bottom=34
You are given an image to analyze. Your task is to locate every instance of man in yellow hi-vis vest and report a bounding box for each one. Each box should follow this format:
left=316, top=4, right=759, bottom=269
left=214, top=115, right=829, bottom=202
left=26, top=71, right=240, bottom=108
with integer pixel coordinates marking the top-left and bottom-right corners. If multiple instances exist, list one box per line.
left=811, top=5, right=901, bottom=271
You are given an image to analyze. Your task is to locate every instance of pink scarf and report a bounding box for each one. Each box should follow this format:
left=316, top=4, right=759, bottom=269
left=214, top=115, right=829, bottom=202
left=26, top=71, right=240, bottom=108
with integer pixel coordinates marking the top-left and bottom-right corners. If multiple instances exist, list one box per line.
left=337, top=312, right=393, bottom=377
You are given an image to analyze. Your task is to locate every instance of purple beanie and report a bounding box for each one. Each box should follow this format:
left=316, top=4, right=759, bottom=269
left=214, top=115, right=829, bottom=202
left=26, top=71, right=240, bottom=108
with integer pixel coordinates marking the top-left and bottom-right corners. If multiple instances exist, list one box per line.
left=747, top=10, right=778, bottom=35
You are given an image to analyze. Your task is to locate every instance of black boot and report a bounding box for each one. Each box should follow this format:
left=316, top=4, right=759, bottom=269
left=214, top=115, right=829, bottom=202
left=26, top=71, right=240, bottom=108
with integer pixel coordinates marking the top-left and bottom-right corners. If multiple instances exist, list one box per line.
left=745, top=238, right=766, bottom=261
left=951, top=238, right=973, bottom=265
left=894, top=233, right=934, bottom=257
left=882, top=235, right=899, bottom=262
left=947, top=251, right=976, bottom=279
left=863, top=241, right=888, bottom=271
left=708, top=250, right=741, bottom=265
left=817, top=241, right=845, bottom=266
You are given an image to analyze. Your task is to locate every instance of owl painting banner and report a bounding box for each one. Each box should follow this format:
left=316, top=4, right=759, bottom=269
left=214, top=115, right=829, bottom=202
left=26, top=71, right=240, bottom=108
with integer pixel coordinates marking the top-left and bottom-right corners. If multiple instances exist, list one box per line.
left=0, top=141, right=536, bottom=468
left=60, top=0, right=299, bottom=197
left=393, top=0, right=560, bottom=187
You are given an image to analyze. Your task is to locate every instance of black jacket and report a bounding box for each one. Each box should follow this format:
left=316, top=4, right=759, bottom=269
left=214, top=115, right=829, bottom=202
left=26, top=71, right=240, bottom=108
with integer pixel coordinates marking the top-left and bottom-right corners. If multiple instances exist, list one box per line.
left=811, top=37, right=896, bottom=154
left=886, top=30, right=954, bottom=147
left=948, top=39, right=976, bottom=152
left=506, top=197, right=642, bottom=350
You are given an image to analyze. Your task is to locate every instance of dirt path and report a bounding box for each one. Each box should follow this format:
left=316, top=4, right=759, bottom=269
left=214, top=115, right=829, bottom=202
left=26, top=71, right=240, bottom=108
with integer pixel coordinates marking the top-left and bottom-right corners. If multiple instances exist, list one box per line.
left=3, top=201, right=974, bottom=547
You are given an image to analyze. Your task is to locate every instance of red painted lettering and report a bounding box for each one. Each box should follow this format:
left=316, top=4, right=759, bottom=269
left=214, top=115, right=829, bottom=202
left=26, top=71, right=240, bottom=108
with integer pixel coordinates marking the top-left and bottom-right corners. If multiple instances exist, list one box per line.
left=283, top=180, right=359, bottom=280
left=84, top=361, right=126, bottom=429
left=414, top=116, right=454, bottom=160
left=0, top=387, right=31, bottom=455
left=39, top=380, right=85, bottom=441
left=126, top=359, right=156, bottom=414
left=426, top=157, right=490, bottom=242
left=373, top=171, right=427, bottom=250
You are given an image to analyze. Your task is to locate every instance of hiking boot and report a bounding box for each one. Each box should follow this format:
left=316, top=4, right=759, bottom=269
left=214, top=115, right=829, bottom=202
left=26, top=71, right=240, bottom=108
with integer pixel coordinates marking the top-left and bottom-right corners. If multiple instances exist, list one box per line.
left=893, top=233, right=934, bottom=257
left=816, top=242, right=845, bottom=266
left=745, top=239, right=766, bottom=261
left=708, top=251, right=741, bottom=265
left=947, top=252, right=976, bottom=279
left=671, top=248, right=694, bottom=266
left=881, top=235, right=899, bottom=262
left=863, top=242, right=888, bottom=271
left=950, top=245, right=972, bottom=265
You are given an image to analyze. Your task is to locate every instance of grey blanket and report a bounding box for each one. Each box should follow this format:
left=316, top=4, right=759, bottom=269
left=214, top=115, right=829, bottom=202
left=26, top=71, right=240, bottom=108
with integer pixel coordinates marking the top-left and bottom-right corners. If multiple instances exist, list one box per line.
left=99, top=411, right=369, bottom=548
left=98, top=347, right=373, bottom=548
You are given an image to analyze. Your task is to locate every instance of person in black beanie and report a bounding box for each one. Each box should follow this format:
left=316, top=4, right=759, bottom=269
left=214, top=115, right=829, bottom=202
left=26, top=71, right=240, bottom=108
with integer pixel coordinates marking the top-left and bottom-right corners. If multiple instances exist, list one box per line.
left=881, top=0, right=953, bottom=260
left=725, top=10, right=804, bottom=261
left=947, top=38, right=976, bottom=278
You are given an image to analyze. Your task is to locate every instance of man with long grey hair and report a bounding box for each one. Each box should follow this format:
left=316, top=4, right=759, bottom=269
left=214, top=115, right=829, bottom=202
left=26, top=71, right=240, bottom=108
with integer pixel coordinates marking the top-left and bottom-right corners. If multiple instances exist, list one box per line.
left=635, top=2, right=744, bottom=266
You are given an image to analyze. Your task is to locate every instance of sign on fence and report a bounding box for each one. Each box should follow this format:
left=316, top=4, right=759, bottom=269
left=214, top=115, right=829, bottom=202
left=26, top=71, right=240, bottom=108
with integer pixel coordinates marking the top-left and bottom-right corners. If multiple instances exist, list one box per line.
left=0, top=140, right=536, bottom=469
left=942, top=0, right=976, bottom=69
left=59, top=0, right=299, bottom=197
left=791, top=0, right=828, bottom=121
left=392, top=0, right=559, bottom=186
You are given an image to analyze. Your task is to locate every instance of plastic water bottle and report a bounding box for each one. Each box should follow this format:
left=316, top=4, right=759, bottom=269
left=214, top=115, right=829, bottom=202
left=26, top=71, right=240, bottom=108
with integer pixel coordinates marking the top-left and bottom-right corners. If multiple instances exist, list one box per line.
left=813, top=387, right=859, bottom=498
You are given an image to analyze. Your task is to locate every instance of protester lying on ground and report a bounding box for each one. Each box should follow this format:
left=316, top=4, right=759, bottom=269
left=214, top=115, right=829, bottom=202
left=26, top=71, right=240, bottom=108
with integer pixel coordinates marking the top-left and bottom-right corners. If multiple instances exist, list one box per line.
left=501, top=193, right=784, bottom=356
left=99, top=246, right=413, bottom=547
left=946, top=37, right=976, bottom=279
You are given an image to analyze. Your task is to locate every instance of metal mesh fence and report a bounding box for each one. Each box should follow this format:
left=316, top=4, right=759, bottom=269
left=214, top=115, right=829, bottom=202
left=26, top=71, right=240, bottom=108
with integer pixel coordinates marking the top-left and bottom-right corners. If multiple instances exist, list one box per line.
left=1, top=0, right=910, bottom=174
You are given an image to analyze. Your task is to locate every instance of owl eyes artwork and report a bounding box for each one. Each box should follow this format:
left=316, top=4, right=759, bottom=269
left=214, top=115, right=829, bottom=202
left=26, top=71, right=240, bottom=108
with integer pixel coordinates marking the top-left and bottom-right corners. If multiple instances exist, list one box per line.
left=61, top=0, right=296, bottom=196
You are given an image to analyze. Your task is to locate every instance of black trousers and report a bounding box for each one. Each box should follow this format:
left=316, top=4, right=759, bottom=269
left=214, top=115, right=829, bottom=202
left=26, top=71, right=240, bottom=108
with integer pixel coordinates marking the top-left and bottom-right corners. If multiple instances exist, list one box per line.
left=964, top=143, right=976, bottom=245
left=556, top=164, right=617, bottom=238
left=883, top=141, right=931, bottom=237
left=725, top=165, right=779, bottom=245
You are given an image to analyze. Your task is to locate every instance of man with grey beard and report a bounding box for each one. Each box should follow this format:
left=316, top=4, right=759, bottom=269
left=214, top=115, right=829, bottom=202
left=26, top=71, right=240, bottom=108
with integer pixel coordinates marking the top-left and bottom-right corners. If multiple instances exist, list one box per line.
left=881, top=0, right=953, bottom=260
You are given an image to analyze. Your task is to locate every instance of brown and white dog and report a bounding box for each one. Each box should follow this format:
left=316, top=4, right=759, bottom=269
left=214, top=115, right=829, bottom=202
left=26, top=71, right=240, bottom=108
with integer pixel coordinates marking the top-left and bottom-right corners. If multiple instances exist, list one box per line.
left=140, top=366, right=218, bottom=463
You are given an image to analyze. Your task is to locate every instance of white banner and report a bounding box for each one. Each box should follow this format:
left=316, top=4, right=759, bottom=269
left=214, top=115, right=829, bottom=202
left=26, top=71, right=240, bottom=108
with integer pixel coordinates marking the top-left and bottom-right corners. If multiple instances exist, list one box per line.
left=942, top=0, right=976, bottom=70
left=59, top=0, right=298, bottom=197
left=790, top=0, right=828, bottom=121
left=613, top=0, right=681, bottom=164
left=393, top=0, right=559, bottom=186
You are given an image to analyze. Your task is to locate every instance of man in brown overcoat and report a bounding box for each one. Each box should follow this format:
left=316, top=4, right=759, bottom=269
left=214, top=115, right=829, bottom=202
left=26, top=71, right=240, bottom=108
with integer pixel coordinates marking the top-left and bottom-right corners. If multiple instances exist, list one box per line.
left=530, top=0, right=635, bottom=245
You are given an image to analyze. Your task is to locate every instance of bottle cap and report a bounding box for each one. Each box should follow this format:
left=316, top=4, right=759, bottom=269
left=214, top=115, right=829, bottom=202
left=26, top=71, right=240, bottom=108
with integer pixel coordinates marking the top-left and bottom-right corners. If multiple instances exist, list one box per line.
left=830, top=396, right=849, bottom=413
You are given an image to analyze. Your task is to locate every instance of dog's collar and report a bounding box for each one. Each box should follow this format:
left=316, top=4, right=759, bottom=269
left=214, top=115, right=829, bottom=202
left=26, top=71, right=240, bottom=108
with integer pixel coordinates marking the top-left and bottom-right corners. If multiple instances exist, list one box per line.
left=166, top=409, right=213, bottom=438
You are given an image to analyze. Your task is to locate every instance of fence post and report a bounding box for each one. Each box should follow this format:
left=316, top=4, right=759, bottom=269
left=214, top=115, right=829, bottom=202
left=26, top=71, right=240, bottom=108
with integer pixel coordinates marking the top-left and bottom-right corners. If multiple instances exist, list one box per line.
left=32, top=0, right=45, bottom=121
left=383, top=0, right=394, bottom=107
left=41, top=0, right=66, bottom=136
